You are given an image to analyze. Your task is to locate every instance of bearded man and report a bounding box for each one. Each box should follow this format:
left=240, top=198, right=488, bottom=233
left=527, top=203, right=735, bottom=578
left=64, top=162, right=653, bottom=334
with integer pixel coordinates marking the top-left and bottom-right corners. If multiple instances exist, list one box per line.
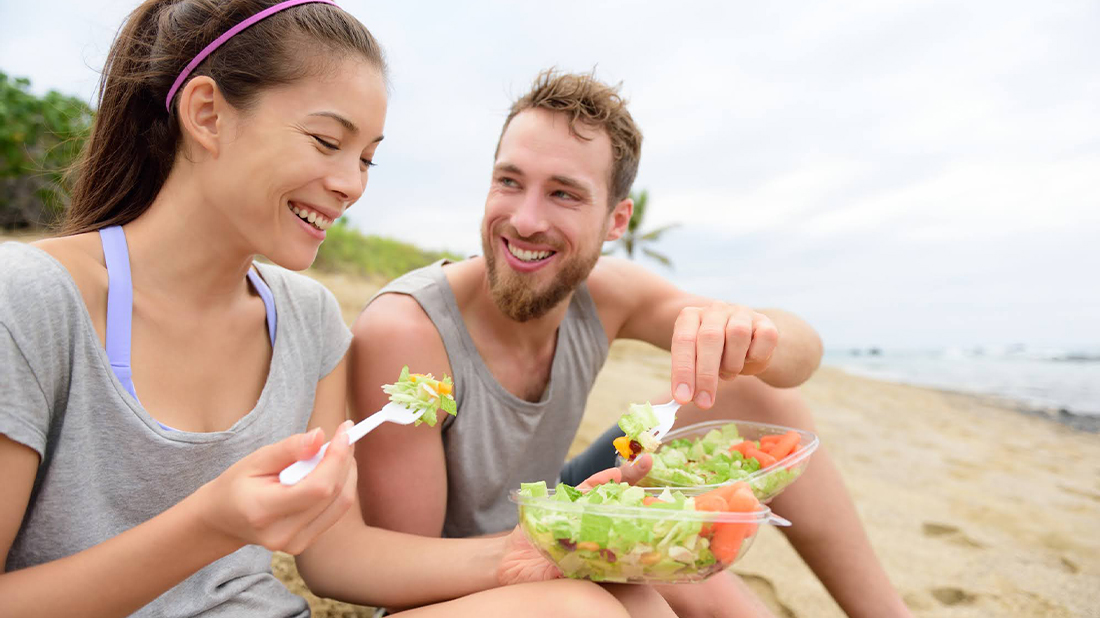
left=349, top=70, right=911, bottom=618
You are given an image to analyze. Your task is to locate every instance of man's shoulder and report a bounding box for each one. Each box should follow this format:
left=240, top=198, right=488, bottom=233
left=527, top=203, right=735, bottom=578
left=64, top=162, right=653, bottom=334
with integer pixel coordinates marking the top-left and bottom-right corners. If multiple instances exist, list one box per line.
left=587, top=255, right=666, bottom=305
left=354, top=292, right=438, bottom=342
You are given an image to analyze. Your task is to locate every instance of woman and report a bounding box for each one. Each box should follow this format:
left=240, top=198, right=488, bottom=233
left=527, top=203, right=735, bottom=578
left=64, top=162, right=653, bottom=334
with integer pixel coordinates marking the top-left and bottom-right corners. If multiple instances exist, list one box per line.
left=0, top=1, right=672, bottom=616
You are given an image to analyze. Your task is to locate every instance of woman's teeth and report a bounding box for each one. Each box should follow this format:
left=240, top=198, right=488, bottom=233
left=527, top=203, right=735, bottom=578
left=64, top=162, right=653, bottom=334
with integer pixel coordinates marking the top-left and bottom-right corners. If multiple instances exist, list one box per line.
left=291, top=205, right=333, bottom=231
left=507, top=243, right=553, bottom=262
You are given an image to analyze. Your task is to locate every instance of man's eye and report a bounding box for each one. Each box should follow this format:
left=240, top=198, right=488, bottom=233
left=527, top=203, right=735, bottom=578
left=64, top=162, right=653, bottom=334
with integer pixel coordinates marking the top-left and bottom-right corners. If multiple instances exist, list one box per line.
left=312, top=135, right=339, bottom=150
left=498, top=177, right=517, bottom=187
left=552, top=190, right=575, bottom=200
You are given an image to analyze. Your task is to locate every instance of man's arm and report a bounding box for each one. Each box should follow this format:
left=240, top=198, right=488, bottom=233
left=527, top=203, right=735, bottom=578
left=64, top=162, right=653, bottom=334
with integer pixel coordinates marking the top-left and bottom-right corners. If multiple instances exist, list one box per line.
left=590, top=257, right=823, bottom=390
left=347, top=293, right=452, bottom=537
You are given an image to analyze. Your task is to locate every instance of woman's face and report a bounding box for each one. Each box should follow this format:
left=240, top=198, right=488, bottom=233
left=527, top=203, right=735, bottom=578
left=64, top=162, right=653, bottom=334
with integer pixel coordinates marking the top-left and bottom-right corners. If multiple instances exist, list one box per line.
left=198, top=57, right=388, bottom=270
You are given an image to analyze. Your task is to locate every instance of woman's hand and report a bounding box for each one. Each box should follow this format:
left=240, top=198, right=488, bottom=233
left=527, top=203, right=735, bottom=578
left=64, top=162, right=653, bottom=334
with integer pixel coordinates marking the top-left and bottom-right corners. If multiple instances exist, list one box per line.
left=193, top=420, right=358, bottom=555
left=496, top=525, right=562, bottom=585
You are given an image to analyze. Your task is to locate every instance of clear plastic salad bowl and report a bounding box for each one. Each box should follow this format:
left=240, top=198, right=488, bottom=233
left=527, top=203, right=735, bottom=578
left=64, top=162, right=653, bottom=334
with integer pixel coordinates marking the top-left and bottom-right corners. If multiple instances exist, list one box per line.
left=620, top=420, right=820, bottom=502
left=510, top=483, right=790, bottom=584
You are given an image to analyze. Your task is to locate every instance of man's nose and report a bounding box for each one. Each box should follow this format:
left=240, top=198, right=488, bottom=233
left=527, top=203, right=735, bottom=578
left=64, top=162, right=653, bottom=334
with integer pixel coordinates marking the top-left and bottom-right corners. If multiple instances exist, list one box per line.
left=510, top=191, right=548, bottom=238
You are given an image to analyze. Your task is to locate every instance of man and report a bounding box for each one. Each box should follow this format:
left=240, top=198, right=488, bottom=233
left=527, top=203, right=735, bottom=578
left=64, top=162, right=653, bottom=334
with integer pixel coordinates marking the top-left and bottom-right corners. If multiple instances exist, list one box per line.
left=350, top=70, right=911, bottom=617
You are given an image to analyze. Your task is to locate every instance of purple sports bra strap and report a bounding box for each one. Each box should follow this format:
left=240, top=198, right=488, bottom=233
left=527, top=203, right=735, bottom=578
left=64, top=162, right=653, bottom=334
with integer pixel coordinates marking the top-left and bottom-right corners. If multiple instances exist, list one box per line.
left=246, top=269, right=278, bottom=345
left=98, top=225, right=138, bottom=401
left=98, top=226, right=277, bottom=409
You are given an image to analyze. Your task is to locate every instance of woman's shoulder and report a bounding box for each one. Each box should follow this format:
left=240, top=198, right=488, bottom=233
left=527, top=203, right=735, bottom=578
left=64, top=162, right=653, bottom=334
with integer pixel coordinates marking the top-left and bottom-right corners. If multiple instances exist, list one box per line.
left=252, top=263, right=343, bottom=322
left=0, top=238, right=100, bottom=358
left=1, top=238, right=99, bottom=315
left=7, top=234, right=105, bottom=314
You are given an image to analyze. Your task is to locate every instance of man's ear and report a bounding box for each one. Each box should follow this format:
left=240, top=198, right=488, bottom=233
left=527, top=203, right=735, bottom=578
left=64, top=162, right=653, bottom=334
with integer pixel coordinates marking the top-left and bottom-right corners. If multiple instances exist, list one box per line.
left=604, top=196, right=633, bottom=242
left=177, top=76, right=228, bottom=159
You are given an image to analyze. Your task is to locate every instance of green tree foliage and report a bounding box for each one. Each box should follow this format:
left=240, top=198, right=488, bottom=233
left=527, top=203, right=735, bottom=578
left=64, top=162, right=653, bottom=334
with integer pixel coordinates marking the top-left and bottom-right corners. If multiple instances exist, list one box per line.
left=0, top=71, right=93, bottom=229
left=313, top=218, right=463, bottom=281
left=606, top=189, right=680, bottom=268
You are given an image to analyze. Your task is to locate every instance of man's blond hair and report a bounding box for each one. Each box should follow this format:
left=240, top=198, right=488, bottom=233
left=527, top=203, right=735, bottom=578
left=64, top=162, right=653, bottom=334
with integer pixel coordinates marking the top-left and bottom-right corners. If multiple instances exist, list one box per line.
left=495, top=69, right=643, bottom=206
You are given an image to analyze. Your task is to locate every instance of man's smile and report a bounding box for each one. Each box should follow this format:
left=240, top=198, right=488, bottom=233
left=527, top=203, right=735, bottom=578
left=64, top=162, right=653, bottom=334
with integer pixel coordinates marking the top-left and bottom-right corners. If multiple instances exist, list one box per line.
left=501, top=237, right=556, bottom=271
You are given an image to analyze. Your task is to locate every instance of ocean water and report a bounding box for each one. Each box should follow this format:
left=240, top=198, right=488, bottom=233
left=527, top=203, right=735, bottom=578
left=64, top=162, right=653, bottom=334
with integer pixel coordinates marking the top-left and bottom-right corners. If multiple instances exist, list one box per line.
left=824, top=346, right=1100, bottom=420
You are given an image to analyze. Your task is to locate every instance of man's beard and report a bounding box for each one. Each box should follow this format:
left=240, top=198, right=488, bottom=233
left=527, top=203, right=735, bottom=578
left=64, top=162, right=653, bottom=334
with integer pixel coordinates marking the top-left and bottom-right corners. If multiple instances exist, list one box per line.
left=482, top=229, right=601, bottom=323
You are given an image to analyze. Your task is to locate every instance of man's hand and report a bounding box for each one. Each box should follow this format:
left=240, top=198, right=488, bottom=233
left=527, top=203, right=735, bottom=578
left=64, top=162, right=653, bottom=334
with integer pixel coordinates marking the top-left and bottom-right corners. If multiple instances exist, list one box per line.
left=576, top=454, right=653, bottom=491
left=671, top=302, right=779, bottom=409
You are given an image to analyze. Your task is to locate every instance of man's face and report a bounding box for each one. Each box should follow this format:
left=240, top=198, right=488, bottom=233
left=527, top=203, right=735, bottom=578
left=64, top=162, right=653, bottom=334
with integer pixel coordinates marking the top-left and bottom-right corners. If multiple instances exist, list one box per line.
left=481, top=109, right=617, bottom=322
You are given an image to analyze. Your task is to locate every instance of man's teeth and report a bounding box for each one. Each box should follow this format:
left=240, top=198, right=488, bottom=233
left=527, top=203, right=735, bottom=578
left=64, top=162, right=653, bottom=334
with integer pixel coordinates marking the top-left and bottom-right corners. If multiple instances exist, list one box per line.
left=507, top=243, right=552, bottom=262
left=291, top=205, right=333, bottom=231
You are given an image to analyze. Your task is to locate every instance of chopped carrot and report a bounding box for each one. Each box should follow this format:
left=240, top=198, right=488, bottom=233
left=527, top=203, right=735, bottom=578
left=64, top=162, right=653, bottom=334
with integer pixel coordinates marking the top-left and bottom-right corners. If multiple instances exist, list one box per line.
left=760, top=434, right=782, bottom=446
left=693, top=494, right=726, bottom=537
left=726, top=485, right=759, bottom=512
left=766, top=431, right=800, bottom=460
left=745, top=447, right=777, bottom=468
left=693, top=495, right=727, bottom=512
left=730, top=441, right=755, bottom=456
left=707, top=481, right=746, bottom=507
left=710, top=523, right=748, bottom=563
left=642, top=496, right=665, bottom=506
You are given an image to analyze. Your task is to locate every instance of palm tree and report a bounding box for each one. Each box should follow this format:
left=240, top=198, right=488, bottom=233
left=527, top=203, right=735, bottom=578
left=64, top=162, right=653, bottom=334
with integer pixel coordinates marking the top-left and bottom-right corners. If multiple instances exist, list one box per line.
left=607, top=189, right=680, bottom=268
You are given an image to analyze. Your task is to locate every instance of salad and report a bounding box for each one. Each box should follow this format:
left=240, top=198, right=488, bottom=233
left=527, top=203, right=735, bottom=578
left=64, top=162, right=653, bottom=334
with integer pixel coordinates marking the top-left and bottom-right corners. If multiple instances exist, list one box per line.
left=513, top=479, right=768, bottom=583
left=634, top=421, right=816, bottom=500
left=381, top=365, right=457, bottom=427
left=613, top=402, right=662, bottom=461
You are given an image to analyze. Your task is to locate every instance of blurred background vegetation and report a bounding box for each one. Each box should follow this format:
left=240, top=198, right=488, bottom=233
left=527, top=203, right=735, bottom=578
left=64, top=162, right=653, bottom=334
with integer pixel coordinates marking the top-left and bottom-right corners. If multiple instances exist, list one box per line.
left=0, top=70, right=458, bottom=281
left=0, top=70, right=92, bottom=229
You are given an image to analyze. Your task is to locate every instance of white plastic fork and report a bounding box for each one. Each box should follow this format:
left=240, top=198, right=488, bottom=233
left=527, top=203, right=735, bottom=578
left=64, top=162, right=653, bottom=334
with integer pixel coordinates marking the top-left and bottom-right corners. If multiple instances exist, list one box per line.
left=279, top=401, right=426, bottom=486
left=648, top=400, right=682, bottom=441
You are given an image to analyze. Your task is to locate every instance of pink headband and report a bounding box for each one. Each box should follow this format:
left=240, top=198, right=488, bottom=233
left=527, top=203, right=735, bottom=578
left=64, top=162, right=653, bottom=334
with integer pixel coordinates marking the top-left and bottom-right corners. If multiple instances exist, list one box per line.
left=165, top=0, right=338, bottom=111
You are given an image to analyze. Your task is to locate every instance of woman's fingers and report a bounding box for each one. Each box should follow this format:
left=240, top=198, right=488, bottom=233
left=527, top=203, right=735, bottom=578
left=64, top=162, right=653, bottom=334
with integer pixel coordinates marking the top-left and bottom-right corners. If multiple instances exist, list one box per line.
left=281, top=459, right=359, bottom=555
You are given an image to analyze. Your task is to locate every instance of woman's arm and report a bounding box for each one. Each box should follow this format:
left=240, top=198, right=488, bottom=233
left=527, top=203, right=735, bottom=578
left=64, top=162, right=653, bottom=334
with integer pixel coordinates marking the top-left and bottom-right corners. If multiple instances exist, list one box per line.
left=0, top=414, right=357, bottom=617
left=0, top=435, right=241, bottom=617
left=296, top=356, right=558, bottom=609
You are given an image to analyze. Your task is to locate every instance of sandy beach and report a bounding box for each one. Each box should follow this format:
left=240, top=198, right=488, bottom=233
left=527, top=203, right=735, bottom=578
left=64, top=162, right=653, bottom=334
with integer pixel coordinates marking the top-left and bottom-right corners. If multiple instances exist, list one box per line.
left=278, top=270, right=1100, bottom=618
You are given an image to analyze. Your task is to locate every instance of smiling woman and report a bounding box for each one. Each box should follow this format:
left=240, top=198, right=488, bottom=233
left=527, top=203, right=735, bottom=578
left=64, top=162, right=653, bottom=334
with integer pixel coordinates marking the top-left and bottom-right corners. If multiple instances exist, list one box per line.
left=0, top=1, right=642, bottom=618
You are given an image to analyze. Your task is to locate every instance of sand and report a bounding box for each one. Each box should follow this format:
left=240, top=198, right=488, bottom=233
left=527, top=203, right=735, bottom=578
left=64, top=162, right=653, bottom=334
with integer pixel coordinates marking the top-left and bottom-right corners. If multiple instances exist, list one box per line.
left=4, top=233, right=1096, bottom=617
left=275, top=334, right=1100, bottom=618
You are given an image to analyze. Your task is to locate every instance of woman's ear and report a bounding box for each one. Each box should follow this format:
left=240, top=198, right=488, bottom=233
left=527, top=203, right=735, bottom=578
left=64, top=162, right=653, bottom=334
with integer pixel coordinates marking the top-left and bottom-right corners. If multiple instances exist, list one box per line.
left=177, top=76, right=228, bottom=159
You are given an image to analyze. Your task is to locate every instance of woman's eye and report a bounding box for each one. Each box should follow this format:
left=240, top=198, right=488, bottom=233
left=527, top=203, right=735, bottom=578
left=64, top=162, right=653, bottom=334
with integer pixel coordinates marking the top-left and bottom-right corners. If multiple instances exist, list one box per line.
left=312, top=135, right=339, bottom=151
left=361, top=158, right=376, bottom=168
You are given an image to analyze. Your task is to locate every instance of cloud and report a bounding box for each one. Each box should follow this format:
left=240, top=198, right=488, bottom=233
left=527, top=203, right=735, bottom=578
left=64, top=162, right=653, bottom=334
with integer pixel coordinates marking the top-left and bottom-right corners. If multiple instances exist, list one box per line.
left=4, top=0, right=1097, bottom=348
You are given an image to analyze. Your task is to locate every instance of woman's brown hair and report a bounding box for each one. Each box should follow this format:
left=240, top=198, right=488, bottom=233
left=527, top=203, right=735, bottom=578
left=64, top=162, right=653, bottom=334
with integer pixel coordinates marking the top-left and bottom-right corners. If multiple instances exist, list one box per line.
left=62, top=0, right=386, bottom=235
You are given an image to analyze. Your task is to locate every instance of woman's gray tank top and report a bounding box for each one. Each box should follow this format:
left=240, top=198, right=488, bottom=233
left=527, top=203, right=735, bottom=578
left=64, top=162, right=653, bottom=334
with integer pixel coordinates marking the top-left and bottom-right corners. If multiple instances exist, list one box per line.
left=369, top=261, right=609, bottom=537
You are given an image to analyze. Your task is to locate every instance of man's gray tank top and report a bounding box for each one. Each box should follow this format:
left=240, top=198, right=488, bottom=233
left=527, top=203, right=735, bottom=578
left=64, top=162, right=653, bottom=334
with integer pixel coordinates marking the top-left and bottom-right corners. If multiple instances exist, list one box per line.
left=370, top=261, right=609, bottom=537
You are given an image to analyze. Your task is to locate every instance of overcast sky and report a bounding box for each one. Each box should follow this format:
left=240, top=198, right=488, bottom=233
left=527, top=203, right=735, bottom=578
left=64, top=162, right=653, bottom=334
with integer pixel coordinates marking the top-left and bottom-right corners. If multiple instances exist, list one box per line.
left=3, top=0, right=1097, bottom=349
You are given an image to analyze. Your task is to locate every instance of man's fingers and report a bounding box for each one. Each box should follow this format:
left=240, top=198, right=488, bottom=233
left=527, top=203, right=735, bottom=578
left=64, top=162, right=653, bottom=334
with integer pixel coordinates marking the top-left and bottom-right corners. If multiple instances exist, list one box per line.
left=718, top=309, right=753, bottom=380
left=671, top=308, right=701, bottom=403
left=577, top=467, right=623, bottom=492
left=619, top=454, right=653, bottom=485
left=743, top=315, right=779, bottom=374
left=693, top=308, right=728, bottom=409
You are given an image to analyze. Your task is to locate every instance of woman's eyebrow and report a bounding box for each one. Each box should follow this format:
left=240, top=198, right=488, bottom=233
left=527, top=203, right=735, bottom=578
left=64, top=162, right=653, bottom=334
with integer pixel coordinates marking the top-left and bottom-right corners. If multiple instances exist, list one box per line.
left=308, top=111, right=359, bottom=135
left=307, top=111, right=385, bottom=143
